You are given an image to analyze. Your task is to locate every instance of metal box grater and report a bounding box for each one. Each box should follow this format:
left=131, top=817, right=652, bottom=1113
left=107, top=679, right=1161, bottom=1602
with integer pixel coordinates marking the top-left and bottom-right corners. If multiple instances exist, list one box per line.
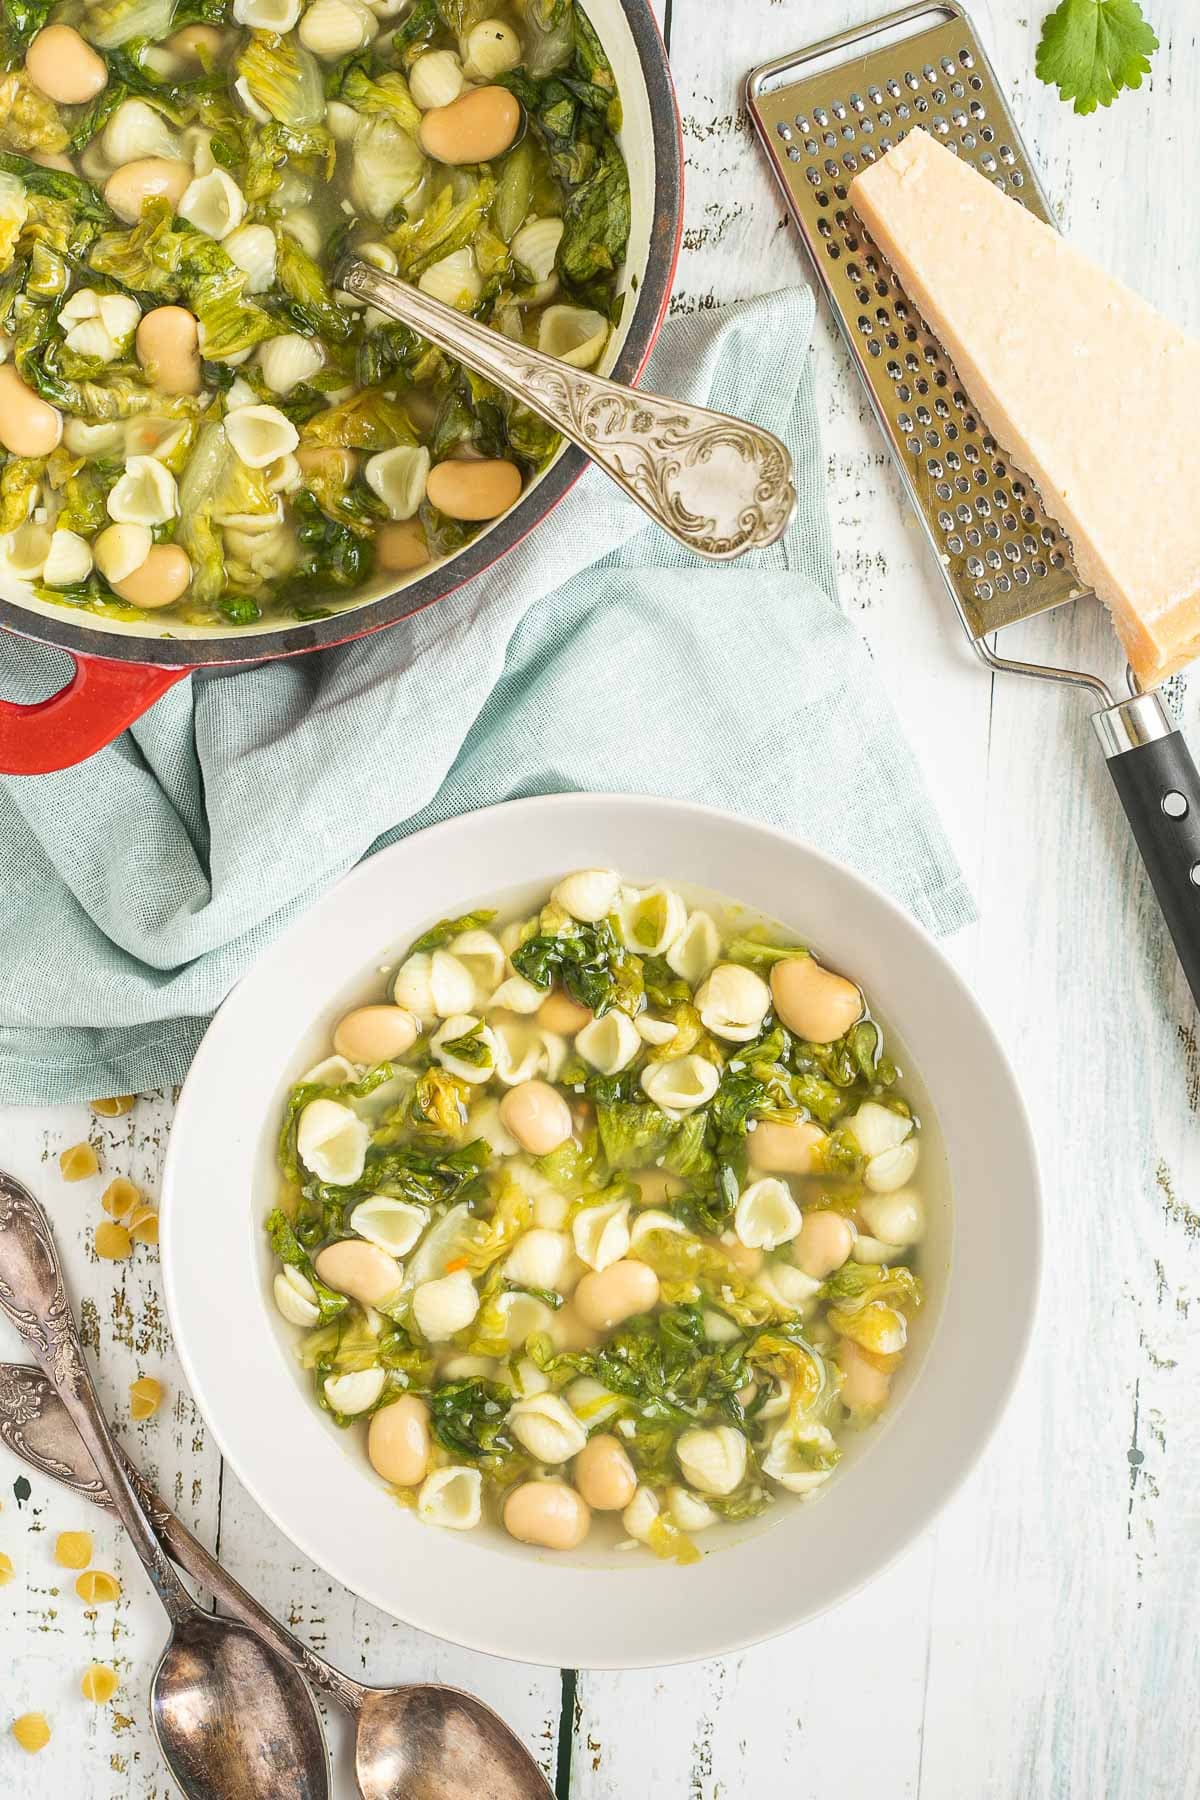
left=747, top=0, right=1200, bottom=1009
left=746, top=0, right=1089, bottom=642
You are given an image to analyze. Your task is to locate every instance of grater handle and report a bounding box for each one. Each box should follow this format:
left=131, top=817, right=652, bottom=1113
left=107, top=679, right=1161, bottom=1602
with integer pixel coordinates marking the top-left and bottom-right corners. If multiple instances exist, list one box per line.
left=1094, top=693, right=1200, bottom=1006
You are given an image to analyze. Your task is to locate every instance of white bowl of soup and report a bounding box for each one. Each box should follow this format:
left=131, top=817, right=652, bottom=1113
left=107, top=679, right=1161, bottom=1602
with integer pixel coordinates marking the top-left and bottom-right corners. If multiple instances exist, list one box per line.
left=161, top=794, right=1041, bottom=1667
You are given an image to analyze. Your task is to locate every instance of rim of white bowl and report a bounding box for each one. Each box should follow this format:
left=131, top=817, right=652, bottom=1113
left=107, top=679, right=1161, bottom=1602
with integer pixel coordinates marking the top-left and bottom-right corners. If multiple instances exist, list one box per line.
left=161, top=793, right=1042, bottom=1669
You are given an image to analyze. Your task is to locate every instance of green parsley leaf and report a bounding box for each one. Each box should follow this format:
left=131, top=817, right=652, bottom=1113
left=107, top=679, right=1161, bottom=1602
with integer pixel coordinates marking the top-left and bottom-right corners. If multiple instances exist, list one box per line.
left=1036, top=0, right=1158, bottom=115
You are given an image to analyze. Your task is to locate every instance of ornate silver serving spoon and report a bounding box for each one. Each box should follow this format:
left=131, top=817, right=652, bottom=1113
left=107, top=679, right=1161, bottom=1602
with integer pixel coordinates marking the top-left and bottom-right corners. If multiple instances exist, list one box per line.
left=0, top=1173, right=330, bottom=1800
left=335, top=254, right=796, bottom=561
left=0, top=1354, right=552, bottom=1800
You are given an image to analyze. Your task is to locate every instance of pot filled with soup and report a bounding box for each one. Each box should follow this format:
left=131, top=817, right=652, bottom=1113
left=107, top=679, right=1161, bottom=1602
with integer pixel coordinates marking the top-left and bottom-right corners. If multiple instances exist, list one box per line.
left=0, top=0, right=681, bottom=771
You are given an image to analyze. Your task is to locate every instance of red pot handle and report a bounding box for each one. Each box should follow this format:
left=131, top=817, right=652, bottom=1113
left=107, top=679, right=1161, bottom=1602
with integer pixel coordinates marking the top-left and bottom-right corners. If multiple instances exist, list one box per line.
left=0, top=651, right=190, bottom=775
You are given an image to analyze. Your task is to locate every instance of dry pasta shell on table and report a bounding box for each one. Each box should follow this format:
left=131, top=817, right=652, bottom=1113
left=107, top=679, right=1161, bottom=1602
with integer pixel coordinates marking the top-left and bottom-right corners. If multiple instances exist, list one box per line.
left=101, top=1180, right=143, bottom=1226
left=11, top=1713, right=51, bottom=1754
left=128, top=1203, right=160, bottom=1243
left=76, top=1569, right=121, bottom=1604
left=130, top=1376, right=164, bottom=1418
left=59, top=1142, right=98, bottom=1180
left=90, top=1095, right=135, bottom=1117
left=80, top=1664, right=118, bottom=1704
left=94, top=1220, right=133, bottom=1259
left=54, top=1531, right=92, bottom=1569
left=0, top=1552, right=13, bottom=1585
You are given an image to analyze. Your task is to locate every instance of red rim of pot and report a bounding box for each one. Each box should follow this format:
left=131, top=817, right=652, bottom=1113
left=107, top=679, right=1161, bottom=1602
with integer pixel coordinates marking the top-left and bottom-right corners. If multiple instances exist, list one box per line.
left=0, top=0, right=684, bottom=773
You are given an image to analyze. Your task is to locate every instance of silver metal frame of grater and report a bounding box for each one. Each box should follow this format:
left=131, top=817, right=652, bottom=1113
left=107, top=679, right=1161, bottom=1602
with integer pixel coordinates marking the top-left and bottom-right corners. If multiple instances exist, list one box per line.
left=746, top=0, right=1117, bottom=707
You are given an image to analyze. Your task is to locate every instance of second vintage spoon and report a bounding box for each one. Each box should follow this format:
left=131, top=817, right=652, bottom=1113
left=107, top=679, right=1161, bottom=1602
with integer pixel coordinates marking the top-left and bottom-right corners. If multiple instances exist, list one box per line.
left=0, top=1360, right=553, bottom=1800
left=0, top=1172, right=329, bottom=1800
left=336, top=254, right=796, bottom=562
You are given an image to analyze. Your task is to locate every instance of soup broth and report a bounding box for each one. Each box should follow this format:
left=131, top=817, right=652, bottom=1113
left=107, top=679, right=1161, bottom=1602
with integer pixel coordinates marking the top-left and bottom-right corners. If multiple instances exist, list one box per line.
left=267, top=868, right=938, bottom=1563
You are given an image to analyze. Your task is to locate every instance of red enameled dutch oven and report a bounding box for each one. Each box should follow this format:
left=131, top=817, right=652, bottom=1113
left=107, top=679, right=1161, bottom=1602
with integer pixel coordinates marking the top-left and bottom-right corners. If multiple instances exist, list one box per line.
left=0, top=0, right=682, bottom=775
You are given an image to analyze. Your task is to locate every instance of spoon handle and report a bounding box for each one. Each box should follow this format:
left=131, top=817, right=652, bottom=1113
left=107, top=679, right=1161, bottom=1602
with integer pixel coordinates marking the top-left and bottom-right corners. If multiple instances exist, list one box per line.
left=335, top=256, right=796, bottom=561
left=0, top=1360, right=365, bottom=1716
left=0, top=1173, right=195, bottom=1625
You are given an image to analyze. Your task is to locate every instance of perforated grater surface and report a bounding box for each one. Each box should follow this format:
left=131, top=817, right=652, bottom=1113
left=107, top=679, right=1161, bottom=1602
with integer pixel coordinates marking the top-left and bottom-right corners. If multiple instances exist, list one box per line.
left=747, top=0, right=1090, bottom=642
left=748, top=0, right=1200, bottom=1009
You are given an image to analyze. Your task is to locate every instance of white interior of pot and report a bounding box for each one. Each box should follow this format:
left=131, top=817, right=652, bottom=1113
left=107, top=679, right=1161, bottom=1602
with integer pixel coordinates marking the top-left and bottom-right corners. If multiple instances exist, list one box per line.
left=4, top=0, right=659, bottom=642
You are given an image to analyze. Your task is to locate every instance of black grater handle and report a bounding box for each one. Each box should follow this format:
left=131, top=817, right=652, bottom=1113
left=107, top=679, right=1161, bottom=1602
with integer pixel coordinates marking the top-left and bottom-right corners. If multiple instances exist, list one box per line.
left=1096, top=691, right=1200, bottom=1006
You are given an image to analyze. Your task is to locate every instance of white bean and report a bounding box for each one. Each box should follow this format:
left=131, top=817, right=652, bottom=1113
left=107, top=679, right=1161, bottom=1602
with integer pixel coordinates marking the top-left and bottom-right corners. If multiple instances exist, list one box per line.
left=0, top=364, right=61, bottom=456
left=573, top=1260, right=659, bottom=1332
left=25, top=25, right=107, bottom=104
left=314, top=1238, right=403, bottom=1307
left=573, top=1434, right=636, bottom=1511
left=792, top=1209, right=855, bottom=1279
left=332, top=1005, right=419, bottom=1063
left=498, top=1080, right=572, bottom=1156
left=503, top=1480, right=591, bottom=1550
left=770, top=956, right=863, bottom=1044
left=367, top=1395, right=431, bottom=1487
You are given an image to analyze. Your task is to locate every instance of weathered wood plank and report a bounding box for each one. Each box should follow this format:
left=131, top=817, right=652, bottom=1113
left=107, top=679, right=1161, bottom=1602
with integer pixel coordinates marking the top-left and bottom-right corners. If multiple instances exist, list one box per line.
left=0, top=1097, right=220, bottom=1799
left=4, top=3, right=1200, bottom=1797
left=914, top=8, right=1200, bottom=1783
left=571, top=0, right=1199, bottom=1795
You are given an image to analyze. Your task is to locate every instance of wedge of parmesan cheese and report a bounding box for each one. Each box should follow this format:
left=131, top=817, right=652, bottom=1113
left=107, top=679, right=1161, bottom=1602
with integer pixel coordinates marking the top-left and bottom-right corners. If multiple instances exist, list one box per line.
left=850, top=128, right=1200, bottom=687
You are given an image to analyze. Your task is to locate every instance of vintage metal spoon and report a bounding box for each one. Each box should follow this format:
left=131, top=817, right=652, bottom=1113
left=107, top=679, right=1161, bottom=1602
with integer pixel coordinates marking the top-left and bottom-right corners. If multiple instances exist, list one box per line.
left=336, top=254, right=796, bottom=561
left=0, top=1173, right=329, bottom=1800
left=0, top=1360, right=552, bottom=1800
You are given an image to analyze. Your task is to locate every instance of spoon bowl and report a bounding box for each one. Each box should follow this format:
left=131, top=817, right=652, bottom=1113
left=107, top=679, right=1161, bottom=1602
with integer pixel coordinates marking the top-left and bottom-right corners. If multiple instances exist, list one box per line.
left=355, top=1685, right=551, bottom=1800
left=153, top=1614, right=329, bottom=1800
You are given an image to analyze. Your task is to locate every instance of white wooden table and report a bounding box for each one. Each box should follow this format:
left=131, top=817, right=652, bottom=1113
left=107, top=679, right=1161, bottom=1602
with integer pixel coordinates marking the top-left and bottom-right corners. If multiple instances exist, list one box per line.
left=3, top=2, right=1197, bottom=1793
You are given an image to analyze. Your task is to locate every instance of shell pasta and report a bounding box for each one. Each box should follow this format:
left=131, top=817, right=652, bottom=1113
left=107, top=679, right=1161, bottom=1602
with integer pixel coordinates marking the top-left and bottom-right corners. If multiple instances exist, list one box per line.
left=268, top=871, right=930, bottom=1561
left=0, top=0, right=628, bottom=624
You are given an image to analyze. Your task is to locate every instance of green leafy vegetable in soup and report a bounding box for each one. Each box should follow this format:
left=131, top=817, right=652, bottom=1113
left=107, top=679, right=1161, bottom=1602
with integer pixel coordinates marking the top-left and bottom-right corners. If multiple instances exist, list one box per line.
left=0, top=0, right=629, bottom=623
left=266, top=868, right=932, bottom=1558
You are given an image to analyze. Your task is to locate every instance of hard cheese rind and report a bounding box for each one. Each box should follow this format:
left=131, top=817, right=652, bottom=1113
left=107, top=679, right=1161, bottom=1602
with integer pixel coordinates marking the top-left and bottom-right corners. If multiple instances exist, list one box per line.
left=850, top=128, right=1200, bottom=687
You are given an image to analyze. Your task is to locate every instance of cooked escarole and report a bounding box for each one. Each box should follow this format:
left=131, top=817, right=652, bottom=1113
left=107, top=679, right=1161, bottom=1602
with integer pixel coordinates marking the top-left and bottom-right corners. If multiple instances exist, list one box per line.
left=267, top=874, right=931, bottom=1562
left=0, top=0, right=630, bottom=624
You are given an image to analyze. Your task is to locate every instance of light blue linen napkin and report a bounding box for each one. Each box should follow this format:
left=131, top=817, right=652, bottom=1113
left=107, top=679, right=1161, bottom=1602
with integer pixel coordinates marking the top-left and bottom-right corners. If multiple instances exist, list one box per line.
left=0, top=288, right=972, bottom=1105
